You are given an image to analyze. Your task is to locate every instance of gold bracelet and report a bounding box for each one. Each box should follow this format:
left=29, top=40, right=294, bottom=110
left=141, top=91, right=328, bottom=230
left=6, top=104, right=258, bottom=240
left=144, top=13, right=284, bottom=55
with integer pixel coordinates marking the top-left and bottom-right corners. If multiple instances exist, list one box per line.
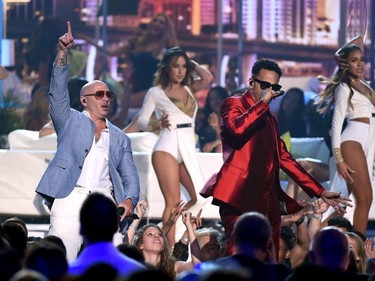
left=333, top=148, right=344, bottom=163
left=149, top=119, right=161, bottom=133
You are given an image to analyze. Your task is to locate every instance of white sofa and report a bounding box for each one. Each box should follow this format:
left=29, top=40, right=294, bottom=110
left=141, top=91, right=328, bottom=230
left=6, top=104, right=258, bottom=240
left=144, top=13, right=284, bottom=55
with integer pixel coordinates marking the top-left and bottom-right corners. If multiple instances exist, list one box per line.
left=3, top=129, right=368, bottom=221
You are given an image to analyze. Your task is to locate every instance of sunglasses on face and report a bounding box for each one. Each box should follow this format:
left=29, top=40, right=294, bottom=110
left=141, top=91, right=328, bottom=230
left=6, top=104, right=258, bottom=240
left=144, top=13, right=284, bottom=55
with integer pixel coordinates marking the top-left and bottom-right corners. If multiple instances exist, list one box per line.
left=83, top=90, right=114, bottom=100
left=253, top=78, right=282, bottom=92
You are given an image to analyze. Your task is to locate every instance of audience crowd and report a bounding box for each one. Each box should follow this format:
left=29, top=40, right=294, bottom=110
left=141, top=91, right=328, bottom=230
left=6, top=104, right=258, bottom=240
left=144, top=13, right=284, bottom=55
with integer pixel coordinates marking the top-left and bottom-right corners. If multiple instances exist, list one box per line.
left=1, top=197, right=375, bottom=281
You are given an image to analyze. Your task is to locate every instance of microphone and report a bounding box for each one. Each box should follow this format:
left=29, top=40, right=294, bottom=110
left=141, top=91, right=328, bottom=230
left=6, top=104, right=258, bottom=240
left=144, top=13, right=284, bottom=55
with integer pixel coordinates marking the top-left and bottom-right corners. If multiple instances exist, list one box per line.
left=117, top=207, right=139, bottom=223
left=117, top=206, right=140, bottom=233
left=273, top=90, right=285, bottom=99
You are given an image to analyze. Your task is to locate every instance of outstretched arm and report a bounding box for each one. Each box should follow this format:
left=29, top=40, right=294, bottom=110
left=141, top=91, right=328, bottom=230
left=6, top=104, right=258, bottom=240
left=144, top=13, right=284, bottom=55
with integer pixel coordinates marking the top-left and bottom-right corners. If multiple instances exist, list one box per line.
left=78, top=33, right=128, bottom=57
left=320, top=190, right=352, bottom=215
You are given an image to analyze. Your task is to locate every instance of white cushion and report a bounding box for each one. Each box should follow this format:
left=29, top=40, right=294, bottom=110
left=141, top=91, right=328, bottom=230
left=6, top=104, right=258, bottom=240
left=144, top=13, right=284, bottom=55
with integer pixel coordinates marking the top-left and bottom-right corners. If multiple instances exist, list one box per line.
left=290, top=137, right=330, bottom=164
left=8, top=129, right=57, bottom=150
left=8, top=130, right=159, bottom=152
left=127, top=132, right=158, bottom=152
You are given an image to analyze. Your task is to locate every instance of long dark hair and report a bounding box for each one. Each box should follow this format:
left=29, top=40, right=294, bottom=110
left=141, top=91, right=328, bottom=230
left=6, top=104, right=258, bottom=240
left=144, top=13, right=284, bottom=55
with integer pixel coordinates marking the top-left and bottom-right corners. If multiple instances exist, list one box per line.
left=133, top=224, right=175, bottom=278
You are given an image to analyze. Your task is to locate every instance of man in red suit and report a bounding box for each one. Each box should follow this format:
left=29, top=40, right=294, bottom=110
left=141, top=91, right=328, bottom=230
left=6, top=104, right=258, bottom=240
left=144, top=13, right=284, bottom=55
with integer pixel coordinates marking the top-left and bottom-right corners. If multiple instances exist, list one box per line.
left=200, top=59, right=351, bottom=256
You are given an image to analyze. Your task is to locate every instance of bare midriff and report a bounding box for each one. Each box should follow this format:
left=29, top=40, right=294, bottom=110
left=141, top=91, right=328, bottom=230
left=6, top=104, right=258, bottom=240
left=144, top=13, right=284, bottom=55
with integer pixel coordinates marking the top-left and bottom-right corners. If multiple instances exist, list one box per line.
left=351, top=117, right=370, bottom=124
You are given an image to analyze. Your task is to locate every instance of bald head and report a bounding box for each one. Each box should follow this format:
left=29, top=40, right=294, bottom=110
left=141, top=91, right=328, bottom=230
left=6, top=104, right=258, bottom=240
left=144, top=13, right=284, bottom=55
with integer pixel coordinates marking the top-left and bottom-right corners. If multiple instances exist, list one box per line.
left=80, top=80, right=109, bottom=96
left=233, top=212, right=272, bottom=250
left=309, top=226, right=350, bottom=271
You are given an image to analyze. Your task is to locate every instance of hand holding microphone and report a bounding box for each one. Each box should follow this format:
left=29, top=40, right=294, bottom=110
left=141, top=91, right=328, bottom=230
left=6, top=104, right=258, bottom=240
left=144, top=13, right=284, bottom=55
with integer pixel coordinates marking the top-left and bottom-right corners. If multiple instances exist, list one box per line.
left=260, top=89, right=285, bottom=104
left=273, top=90, right=285, bottom=99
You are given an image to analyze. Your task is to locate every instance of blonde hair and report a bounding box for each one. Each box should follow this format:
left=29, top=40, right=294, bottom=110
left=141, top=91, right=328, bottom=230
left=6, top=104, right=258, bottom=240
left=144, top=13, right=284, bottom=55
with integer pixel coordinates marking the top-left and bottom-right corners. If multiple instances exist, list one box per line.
left=135, top=13, right=178, bottom=52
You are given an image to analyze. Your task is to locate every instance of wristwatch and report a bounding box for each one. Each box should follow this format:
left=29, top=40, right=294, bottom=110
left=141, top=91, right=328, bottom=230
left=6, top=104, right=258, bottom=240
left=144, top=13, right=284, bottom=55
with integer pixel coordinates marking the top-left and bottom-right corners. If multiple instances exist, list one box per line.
left=180, top=237, right=189, bottom=244
left=312, top=214, right=323, bottom=221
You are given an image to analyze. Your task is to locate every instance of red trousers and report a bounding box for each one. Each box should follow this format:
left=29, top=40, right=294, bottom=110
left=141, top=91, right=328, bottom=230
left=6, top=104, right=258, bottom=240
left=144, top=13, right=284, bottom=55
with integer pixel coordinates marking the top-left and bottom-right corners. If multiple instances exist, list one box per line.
left=219, top=192, right=281, bottom=258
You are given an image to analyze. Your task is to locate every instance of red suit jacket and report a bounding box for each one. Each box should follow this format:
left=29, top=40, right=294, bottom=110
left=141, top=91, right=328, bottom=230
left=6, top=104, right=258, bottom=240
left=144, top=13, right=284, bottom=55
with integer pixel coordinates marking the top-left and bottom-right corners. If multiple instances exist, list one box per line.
left=200, top=90, right=324, bottom=214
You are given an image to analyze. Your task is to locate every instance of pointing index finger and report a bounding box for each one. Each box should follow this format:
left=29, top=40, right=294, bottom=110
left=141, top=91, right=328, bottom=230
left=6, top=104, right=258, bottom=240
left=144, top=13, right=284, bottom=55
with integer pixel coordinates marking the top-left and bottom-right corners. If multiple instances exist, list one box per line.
left=67, top=21, right=72, bottom=36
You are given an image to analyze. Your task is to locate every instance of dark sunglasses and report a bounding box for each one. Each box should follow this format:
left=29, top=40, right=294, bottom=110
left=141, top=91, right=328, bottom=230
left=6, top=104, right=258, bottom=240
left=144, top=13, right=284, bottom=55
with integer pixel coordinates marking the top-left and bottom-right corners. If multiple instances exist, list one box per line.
left=253, top=78, right=282, bottom=92
left=83, top=90, right=114, bottom=100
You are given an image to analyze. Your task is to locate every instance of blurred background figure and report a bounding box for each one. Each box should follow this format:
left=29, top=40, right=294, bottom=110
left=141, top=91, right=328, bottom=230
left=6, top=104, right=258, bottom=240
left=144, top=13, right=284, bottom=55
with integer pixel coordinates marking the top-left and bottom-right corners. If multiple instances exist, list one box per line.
left=23, top=86, right=50, bottom=131
left=24, top=17, right=66, bottom=97
left=82, top=12, right=178, bottom=122
left=277, top=87, right=307, bottom=138
left=198, top=86, right=229, bottom=153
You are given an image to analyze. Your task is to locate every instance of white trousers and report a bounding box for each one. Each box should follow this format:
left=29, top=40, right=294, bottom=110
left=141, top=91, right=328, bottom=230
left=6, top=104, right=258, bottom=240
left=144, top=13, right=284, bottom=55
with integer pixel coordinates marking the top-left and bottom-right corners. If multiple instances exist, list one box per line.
left=49, top=187, right=123, bottom=262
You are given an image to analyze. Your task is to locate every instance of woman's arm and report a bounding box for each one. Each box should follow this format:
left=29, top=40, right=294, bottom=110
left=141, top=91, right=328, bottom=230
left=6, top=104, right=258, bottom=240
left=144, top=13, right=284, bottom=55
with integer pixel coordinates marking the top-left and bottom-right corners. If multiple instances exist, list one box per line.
left=39, top=120, right=55, bottom=138
left=331, top=83, right=356, bottom=183
left=78, top=33, right=128, bottom=57
left=124, top=200, right=148, bottom=244
left=190, top=60, right=214, bottom=93
left=137, top=88, right=158, bottom=131
left=331, top=83, right=349, bottom=157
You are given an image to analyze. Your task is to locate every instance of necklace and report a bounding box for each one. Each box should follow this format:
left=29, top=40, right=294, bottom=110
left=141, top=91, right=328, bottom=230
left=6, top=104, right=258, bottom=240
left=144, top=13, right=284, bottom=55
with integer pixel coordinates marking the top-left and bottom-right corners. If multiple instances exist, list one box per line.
left=350, top=77, right=360, bottom=83
left=168, top=84, right=180, bottom=91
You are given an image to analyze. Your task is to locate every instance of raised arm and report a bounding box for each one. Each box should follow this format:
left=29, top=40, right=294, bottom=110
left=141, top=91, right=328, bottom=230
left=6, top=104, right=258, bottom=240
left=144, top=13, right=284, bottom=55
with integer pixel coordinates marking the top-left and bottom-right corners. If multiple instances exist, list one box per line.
left=124, top=200, right=148, bottom=244
left=50, top=21, right=75, bottom=133
left=190, top=60, right=214, bottom=93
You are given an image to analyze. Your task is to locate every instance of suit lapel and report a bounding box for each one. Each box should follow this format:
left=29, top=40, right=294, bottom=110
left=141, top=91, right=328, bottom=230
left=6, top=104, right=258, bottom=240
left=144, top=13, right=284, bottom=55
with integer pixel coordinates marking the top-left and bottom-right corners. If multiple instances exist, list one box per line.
left=108, top=122, right=119, bottom=161
left=241, top=90, right=255, bottom=108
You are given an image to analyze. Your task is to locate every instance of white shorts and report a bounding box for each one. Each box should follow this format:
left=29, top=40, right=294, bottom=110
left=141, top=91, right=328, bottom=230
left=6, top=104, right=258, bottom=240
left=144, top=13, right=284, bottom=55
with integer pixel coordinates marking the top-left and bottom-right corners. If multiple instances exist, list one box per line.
left=341, top=120, right=369, bottom=149
left=153, top=128, right=184, bottom=163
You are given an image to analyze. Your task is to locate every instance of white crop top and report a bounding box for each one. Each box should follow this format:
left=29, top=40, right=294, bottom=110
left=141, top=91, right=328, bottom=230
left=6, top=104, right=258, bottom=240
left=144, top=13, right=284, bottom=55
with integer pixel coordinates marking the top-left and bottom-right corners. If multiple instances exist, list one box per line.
left=331, top=82, right=375, bottom=150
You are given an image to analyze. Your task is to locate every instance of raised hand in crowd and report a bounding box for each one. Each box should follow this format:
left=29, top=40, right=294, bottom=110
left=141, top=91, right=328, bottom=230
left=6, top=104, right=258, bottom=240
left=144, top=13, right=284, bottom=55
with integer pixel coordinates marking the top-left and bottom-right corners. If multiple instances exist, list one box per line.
left=124, top=200, right=148, bottom=244
left=280, top=202, right=312, bottom=268
left=162, top=200, right=185, bottom=236
left=175, top=210, right=207, bottom=274
left=308, top=199, right=329, bottom=238
left=282, top=201, right=312, bottom=225
left=172, top=208, right=202, bottom=262
left=364, top=237, right=375, bottom=259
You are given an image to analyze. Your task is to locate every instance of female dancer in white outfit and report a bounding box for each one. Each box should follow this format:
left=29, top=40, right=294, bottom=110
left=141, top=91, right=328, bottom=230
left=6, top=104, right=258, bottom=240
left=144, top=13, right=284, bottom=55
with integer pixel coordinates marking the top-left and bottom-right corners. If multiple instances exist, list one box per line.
left=138, top=47, right=214, bottom=248
left=316, top=41, right=375, bottom=235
